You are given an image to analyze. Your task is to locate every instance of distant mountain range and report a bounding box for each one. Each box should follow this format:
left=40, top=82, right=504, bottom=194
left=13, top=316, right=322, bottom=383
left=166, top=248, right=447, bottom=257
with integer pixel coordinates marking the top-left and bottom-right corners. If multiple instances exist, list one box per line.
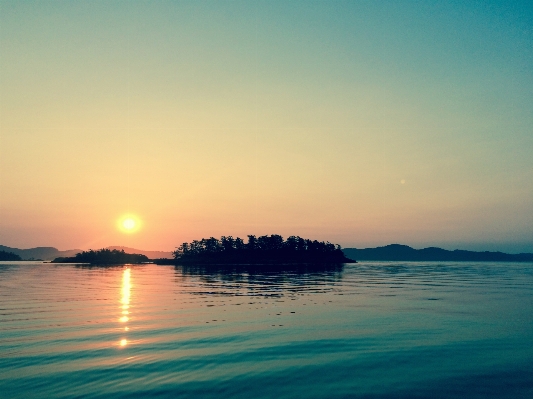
left=2, top=243, right=532, bottom=262
left=343, top=244, right=533, bottom=262
left=0, top=245, right=173, bottom=261
left=0, top=245, right=81, bottom=261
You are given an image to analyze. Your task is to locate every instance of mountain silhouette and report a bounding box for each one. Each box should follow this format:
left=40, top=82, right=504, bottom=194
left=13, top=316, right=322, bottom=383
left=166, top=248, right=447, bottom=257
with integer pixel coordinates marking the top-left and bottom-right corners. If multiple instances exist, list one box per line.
left=342, top=244, right=533, bottom=262
left=0, top=245, right=173, bottom=261
left=0, top=245, right=81, bottom=261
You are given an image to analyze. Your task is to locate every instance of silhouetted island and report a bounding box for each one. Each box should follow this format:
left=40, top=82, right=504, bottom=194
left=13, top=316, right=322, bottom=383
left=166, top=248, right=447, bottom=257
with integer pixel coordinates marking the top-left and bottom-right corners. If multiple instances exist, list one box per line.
left=342, top=244, right=533, bottom=262
left=154, top=235, right=355, bottom=265
left=0, top=250, right=22, bottom=261
left=52, top=249, right=149, bottom=264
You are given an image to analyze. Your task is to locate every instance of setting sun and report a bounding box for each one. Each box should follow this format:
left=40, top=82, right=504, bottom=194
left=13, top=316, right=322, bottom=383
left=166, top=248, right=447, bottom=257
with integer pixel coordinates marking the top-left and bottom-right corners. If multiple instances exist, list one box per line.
left=117, top=215, right=141, bottom=234
left=123, top=218, right=136, bottom=230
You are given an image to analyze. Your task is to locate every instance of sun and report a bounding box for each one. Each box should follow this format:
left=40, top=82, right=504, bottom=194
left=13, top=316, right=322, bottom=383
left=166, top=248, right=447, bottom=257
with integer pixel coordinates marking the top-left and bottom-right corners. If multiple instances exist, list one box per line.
left=123, top=218, right=136, bottom=230
left=118, top=215, right=141, bottom=234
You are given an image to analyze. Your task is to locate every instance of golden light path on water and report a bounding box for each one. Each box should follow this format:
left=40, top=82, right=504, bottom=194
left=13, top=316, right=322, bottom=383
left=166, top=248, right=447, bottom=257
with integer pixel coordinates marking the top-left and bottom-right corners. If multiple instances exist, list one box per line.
left=120, top=268, right=131, bottom=346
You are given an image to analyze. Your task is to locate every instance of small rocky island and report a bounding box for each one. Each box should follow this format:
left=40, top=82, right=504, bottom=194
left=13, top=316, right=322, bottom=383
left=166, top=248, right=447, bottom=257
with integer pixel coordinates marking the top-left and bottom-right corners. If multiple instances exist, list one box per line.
left=158, top=234, right=355, bottom=265
left=52, top=249, right=149, bottom=264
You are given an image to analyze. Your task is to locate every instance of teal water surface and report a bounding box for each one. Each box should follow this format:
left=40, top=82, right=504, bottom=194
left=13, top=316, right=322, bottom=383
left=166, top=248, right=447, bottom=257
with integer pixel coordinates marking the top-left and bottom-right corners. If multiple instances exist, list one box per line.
left=1, top=261, right=532, bottom=398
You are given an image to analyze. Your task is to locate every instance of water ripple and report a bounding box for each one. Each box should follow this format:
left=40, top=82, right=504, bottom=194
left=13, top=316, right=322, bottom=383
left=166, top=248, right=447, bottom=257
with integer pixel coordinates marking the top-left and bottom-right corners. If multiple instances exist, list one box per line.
left=1, top=261, right=532, bottom=398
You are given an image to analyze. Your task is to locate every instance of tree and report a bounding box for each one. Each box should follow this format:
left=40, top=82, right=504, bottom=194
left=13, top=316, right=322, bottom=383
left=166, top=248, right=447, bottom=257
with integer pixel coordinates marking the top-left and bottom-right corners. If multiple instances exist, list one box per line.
left=171, top=234, right=355, bottom=264
left=0, top=250, right=22, bottom=261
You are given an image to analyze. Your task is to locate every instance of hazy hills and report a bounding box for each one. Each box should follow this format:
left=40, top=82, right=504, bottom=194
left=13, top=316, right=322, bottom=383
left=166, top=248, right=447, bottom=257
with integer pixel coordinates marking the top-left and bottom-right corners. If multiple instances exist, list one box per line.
left=0, top=245, right=81, bottom=261
left=0, top=245, right=173, bottom=261
left=105, top=246, right=173, bottom=260
left=2, top=243, right=532, bottom=262
left=342, top=244, right=533, bottom=262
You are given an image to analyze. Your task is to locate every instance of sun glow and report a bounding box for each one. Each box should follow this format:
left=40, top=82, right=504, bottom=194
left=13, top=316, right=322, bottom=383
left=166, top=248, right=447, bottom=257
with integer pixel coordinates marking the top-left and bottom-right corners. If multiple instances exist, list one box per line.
left=118, top=215, right=141, bottom=234
left=123, top=218, right=135, bottom=230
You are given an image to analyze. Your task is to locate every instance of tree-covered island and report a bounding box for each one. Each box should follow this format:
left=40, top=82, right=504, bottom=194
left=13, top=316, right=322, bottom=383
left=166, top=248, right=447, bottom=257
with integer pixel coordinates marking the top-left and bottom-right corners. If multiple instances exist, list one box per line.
left=52, top=249, right=149, bottom=264
left=0, top=250, right=22, bottom=261
left=166, top=235, right=356, bottom=265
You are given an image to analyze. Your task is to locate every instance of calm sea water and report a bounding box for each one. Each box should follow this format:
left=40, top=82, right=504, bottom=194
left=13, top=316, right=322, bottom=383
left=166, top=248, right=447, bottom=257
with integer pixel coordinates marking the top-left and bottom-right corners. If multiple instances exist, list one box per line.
left=1, top=261, right=532, bottom=398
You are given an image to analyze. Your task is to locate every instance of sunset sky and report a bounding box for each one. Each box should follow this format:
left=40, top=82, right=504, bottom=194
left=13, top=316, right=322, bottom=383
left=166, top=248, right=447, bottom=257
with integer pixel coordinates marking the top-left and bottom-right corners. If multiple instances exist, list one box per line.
left=1, top=1, right=532, bottom=253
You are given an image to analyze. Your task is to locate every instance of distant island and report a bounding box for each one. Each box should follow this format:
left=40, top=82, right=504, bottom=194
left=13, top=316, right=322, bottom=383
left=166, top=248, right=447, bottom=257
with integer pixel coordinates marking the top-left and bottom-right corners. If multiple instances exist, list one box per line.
left=52, top=249, right=149, bottom=264
left=104, top=246, right=173, bottom=259
left=342, top=244, right=533, bottom=262
left=0, top=245, right=172, bottom=261
left=0, top=250, right=22, bottom=261
left=156, top=235, right=355, bottom=265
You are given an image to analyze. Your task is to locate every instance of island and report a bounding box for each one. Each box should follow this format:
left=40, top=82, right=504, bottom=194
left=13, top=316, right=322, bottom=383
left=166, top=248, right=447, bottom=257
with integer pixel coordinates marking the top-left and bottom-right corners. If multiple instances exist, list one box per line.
left=154, top=235, right=356, bottom=265
left=0, top=250, right=22, bottom=261
left=52, top=249, right=149, bottom=264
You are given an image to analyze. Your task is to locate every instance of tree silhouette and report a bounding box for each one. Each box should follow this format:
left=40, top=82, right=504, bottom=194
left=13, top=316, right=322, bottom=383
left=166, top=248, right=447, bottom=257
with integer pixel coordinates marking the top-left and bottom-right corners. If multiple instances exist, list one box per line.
left=0, top=250, right=22, bottom=261
left=52, top=249, right=149, bottom=264
left=172, top=234, right=354, bottom=264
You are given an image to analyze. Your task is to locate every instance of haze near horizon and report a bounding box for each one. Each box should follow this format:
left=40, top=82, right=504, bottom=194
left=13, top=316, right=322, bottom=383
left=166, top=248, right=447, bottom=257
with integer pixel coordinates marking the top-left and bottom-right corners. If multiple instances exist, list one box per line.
left=1, top=1, right=532, bottom=253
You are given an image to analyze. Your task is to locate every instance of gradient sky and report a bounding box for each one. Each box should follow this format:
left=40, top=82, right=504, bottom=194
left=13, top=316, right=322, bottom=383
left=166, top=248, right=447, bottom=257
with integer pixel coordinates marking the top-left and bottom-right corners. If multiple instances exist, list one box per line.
left=1, top=1, right=532, bottom=252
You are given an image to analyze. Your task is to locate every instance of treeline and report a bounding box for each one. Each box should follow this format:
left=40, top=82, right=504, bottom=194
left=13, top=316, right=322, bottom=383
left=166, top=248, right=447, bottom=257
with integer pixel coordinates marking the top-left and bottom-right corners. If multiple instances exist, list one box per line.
left=52, top=249, right=149, bottom=264
left=171, top=235, right=355, bottom=264
left=0, top=250, right=22, bottom=261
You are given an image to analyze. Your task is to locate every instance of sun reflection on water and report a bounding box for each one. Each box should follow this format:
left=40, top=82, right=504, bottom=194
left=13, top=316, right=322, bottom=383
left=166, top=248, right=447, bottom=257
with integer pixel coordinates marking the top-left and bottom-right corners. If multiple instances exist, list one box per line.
left=119, top=268, right=131, bottom=347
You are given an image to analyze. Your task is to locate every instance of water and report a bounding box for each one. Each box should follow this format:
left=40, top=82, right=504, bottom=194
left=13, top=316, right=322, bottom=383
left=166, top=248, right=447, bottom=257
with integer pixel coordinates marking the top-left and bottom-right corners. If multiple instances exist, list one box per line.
left=1, top=261, right=532, bottom=398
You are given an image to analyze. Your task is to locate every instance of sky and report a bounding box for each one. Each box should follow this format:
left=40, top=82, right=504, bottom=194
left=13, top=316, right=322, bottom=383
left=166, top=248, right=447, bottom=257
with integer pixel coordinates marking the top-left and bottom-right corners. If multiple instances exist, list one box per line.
left=0, top=0, right=532, bottom=253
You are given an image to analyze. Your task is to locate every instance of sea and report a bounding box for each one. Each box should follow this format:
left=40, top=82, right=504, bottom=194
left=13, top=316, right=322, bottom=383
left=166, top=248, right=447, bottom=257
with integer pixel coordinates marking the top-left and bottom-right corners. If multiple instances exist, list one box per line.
left=1, top=261, right=532, bottom=398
